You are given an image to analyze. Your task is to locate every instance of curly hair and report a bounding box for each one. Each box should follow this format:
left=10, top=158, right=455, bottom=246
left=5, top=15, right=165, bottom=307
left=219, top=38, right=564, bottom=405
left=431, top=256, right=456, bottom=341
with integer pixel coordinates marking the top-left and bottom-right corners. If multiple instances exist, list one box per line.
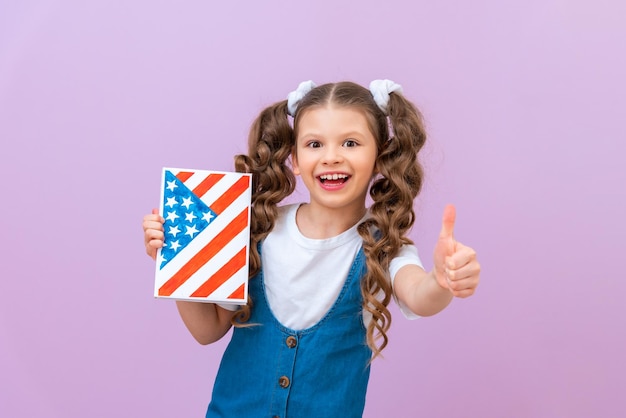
left=231, top=81, right=426, bottom=359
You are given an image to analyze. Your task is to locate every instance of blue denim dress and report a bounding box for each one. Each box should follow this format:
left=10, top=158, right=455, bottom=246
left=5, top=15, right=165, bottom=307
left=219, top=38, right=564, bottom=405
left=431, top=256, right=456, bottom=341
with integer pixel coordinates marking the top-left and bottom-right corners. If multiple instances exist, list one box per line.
left=206, top=246, right=372, bottom=418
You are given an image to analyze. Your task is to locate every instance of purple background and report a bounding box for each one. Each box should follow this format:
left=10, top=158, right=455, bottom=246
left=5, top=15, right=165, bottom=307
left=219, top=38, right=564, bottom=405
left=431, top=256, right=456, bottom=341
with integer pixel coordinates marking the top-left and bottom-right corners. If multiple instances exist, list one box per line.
left=1, top=1, right=624, bottom=417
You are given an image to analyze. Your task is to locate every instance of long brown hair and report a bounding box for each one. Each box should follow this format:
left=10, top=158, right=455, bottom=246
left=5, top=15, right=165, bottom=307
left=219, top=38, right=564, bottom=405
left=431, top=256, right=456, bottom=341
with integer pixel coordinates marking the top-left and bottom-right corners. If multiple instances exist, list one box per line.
left=232, top=81, right=426, bottom=358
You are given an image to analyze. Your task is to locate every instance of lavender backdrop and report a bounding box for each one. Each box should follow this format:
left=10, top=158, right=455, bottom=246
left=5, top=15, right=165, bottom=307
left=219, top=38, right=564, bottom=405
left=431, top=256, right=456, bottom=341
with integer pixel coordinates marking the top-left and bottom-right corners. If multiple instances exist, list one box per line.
left=1, top=1, right=624, bottom=417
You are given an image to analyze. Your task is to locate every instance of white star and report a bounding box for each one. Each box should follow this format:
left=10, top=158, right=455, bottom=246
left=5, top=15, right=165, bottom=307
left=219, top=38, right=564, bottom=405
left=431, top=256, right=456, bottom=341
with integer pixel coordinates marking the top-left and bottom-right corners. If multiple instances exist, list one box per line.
left=165, top=197, right=178, bottom=208
left=169, top=240, right=181, bottom=251
left=202, top=211, right=215, bottom=222
left=166, top=180, right=178, bottom=192
left=185, top=212, right=197, bottom=223
left=165, top=211, right=179, bottom=222
left=158, top=253, right=167, bottom=264
left=185, top=225, right=199, bottom=238
left=181, top=196, right=194, bottom=209
left=168, top=225, right=181, bottom=237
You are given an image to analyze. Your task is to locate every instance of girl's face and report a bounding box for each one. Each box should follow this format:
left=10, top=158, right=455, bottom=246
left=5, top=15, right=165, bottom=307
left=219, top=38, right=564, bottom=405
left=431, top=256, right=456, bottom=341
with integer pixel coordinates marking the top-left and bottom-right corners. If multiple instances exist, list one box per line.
left=292, top=105, right=378, bottom=214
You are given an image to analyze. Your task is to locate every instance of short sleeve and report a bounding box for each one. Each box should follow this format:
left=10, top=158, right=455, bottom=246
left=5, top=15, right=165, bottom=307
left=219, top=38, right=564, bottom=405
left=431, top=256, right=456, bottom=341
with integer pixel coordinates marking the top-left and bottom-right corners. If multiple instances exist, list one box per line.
left=389, top=244, right=423, bottom=320
left=217, top=303, right=241, bottom=312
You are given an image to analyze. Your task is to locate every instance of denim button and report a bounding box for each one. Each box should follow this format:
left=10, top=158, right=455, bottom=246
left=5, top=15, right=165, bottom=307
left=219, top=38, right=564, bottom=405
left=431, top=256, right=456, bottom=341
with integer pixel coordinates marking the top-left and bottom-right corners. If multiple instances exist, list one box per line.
left=286, top=336, right=297, bottom=348
left=278, top=376, right=290, bottom=388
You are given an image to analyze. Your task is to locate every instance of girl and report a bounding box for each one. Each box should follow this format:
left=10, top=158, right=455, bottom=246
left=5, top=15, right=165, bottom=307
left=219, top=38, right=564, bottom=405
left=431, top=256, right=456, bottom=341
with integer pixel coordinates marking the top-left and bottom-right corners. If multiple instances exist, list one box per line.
left=142, top=80, right=481, bottom=418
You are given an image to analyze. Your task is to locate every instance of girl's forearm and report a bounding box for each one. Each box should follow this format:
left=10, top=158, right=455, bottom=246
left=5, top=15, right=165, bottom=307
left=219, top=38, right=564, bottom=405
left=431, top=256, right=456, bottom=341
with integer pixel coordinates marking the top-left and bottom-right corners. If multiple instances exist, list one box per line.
left=395, top=265, right=453, bottom=317
left=175, top=301, right=233, bottom=345
left=410, top=270, right=454, bottom=316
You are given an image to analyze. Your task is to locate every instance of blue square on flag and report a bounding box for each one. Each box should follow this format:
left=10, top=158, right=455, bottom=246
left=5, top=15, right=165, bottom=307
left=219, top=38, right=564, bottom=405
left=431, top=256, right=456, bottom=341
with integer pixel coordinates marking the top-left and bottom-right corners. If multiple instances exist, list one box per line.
left=154, top=168, right=252, bottom=304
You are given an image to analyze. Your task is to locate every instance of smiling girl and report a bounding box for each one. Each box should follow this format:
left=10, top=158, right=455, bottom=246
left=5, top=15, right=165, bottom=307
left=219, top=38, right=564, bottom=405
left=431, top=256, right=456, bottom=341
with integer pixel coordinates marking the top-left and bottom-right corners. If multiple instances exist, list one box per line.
left=142, top=80, right=481, bottom=417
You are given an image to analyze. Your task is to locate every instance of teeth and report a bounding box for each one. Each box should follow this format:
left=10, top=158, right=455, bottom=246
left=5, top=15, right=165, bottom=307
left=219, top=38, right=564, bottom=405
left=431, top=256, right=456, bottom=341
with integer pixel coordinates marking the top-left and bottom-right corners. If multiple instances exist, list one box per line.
left=320, top=174, right=348, bottom=180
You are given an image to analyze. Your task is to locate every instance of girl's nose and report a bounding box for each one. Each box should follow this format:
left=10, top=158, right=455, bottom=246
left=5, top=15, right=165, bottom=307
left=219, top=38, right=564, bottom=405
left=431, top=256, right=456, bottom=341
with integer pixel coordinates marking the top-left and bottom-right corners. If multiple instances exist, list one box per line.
left=321, top=146, right=343, bottom=165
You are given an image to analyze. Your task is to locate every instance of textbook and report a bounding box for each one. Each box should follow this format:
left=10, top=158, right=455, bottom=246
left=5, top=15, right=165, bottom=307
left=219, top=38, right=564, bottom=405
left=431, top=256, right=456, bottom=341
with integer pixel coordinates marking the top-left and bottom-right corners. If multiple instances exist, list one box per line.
left=154, top=167, right=252, bottom=304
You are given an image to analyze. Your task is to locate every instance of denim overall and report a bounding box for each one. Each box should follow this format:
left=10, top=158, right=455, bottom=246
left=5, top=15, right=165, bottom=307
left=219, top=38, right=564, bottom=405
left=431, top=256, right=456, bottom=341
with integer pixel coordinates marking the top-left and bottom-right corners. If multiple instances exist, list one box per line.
left=206, top=246, right=372, bottom=418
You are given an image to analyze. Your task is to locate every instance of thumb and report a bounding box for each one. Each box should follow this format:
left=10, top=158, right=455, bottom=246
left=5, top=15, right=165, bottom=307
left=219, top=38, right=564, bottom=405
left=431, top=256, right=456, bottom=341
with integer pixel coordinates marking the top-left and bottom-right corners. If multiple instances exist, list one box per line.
left=439, top=204, right=456, bottom=240
left=152, top=207, right=159, bottom=215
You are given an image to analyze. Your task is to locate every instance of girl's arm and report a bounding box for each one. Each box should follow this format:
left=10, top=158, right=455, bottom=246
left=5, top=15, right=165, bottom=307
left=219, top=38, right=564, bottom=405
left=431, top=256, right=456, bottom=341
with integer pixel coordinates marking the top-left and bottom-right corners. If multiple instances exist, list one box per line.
left=143, top=209, right=233, bottom=345
left=393, top=205, right=480, bottom=316
left=175, top=301, right=233, bottom=345
left=393, top=265, right=454, bottom=316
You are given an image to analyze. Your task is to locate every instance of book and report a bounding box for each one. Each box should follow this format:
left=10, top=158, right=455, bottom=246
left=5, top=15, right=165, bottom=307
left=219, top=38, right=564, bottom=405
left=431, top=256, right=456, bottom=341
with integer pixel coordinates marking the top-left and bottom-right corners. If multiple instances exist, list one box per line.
left=154, top=167, right=252, bottom=304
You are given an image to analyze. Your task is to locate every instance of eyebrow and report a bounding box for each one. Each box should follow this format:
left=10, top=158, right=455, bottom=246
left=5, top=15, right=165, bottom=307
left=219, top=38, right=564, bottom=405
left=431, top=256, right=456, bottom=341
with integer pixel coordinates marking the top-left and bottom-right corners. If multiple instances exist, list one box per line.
left=298, top=131, right=366, bottom=139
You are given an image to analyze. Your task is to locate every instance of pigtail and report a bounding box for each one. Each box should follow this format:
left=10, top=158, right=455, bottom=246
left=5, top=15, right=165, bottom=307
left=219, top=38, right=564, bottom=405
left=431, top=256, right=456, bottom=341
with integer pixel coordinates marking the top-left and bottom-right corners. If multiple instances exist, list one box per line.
left=371, top=92, right=426, bottom=227
left=359, top=91, right=427, bottom=359
left=231, top=100, right=296, bottom=325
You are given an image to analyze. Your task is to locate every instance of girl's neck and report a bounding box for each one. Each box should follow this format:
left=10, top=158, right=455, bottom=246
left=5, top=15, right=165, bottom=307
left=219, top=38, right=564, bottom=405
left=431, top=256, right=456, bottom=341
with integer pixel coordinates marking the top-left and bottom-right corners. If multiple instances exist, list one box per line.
left=295, top=203, right=367, bottom=239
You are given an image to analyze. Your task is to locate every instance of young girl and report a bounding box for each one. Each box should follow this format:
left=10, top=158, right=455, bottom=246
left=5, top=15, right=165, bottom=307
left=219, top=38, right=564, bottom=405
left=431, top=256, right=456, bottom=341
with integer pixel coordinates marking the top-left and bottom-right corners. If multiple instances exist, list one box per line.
left=142, top=80, right=480, bottom=418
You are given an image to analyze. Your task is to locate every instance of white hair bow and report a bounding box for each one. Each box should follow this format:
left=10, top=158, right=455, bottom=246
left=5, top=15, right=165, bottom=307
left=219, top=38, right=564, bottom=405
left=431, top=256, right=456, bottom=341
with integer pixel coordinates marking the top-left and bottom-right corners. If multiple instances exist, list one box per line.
left=369, top=79, right=403, bottom=114
left=287, top=80, right=317, bottom=116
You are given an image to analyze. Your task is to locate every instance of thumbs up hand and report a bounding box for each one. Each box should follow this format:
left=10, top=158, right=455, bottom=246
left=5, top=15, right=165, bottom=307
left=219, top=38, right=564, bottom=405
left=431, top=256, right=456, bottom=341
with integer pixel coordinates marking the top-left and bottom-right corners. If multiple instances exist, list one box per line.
left=433, top=204, right=480, bottom=298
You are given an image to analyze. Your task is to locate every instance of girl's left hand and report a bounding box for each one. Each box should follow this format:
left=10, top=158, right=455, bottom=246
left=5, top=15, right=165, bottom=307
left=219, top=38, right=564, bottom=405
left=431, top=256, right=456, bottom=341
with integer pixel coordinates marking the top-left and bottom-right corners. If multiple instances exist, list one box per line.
left=433, top=204, right=481, bottom=298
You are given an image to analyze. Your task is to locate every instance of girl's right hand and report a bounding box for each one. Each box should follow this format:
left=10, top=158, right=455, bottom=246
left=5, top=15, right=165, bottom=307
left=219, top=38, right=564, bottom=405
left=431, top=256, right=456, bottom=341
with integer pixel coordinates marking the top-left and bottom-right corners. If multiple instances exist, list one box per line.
left=143, top=208, right=165, bottom=260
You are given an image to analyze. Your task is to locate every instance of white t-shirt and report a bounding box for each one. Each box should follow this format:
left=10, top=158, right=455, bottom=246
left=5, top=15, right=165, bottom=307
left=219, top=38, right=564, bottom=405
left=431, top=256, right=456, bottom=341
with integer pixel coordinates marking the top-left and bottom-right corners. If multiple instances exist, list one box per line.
left=222, top=204, right=423, bottom=330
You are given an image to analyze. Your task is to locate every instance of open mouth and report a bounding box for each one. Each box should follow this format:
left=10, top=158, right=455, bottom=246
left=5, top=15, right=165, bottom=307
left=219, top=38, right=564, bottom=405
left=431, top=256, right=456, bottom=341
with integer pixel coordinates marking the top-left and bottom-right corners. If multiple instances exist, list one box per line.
left=318, top=173, right=350, bottom=186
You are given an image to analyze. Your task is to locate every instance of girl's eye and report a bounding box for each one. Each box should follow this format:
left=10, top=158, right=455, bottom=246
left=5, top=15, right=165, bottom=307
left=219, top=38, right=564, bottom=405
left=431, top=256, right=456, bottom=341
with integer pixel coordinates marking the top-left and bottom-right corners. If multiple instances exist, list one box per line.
left=344, top=139, right=358, bottom=147
left=306, top=141, right=321, bottom=148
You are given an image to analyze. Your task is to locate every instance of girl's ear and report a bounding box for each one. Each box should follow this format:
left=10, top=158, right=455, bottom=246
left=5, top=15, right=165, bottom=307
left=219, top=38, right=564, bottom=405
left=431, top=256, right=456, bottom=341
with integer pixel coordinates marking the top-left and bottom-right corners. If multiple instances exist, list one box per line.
left=291, top=146, right=300, bottom=175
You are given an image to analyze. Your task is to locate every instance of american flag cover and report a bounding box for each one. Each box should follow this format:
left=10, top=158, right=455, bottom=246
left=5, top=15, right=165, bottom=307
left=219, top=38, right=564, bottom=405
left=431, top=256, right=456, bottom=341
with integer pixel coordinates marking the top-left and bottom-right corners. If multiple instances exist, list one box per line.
left=154, top=167, right=252, bottom=304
